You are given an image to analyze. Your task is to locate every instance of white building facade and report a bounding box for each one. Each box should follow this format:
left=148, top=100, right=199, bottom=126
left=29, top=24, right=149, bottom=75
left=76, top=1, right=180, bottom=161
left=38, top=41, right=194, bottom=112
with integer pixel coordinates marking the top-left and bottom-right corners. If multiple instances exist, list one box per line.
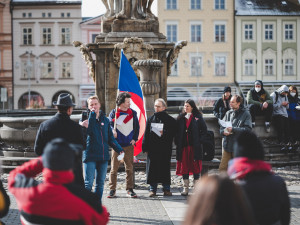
left=11, top=0, right=82, bottom=109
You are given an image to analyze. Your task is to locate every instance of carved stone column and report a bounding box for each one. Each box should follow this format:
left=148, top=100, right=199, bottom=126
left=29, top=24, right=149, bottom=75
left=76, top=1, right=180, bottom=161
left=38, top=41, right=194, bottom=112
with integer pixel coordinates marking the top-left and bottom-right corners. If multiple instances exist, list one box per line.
left=134, top=59, right=163, bottom=117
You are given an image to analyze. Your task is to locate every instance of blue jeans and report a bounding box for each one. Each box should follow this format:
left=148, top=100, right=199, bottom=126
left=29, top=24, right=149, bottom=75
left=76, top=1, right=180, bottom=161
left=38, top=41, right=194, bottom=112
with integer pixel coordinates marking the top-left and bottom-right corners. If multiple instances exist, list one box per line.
left=150, top=183, right=170, bottom=192
left=83, top=161, right=108, bottom=203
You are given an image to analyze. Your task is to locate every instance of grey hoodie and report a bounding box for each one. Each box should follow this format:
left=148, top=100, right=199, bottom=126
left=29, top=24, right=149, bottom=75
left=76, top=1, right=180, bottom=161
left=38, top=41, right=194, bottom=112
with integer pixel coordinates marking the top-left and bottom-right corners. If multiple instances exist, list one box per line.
left=270, top=85, right=289, bottom=118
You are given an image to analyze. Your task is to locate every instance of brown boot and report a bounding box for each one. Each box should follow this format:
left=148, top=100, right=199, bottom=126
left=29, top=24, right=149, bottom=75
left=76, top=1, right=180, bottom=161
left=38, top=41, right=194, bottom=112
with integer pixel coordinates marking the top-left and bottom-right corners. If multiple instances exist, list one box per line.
left=163, top=190, right=172, bottom=196
left=181, top=179, right=189, bottom=196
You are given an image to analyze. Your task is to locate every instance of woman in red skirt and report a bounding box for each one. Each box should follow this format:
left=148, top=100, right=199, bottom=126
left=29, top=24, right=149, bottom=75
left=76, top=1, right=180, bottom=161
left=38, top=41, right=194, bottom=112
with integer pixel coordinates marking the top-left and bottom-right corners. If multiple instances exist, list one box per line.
left=175, top=99, right=207, bottom=196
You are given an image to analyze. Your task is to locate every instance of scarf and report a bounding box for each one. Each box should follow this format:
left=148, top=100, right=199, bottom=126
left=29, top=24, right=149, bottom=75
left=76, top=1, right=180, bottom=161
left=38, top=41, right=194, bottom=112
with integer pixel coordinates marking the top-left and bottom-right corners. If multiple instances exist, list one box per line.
left=227, top=157, right=272, bottom=180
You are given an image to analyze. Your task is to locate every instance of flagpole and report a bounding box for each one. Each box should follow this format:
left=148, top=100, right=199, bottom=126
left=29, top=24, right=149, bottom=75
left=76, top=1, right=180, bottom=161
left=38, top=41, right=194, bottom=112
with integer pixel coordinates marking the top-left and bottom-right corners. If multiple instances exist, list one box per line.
left=113, top=89, right=120, bottom=131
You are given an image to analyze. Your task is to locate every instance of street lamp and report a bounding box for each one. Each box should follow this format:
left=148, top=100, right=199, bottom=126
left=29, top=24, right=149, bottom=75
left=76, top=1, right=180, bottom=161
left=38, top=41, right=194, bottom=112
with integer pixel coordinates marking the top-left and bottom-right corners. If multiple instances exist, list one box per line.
left=26, top=51, right=32, bottom=108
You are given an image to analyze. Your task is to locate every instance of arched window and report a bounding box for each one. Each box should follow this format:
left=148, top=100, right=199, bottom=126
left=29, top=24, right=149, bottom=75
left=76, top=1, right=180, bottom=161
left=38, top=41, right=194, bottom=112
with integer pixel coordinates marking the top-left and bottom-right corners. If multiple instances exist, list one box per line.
left=262, top=48, right=276, bottom=76
left=52, top=91, right=75, bottom=108
left=242, top=48, right=256, bottom=76
left=282, top=48, right=296, bottom=76
left=18, top=92, right=45, bottom=109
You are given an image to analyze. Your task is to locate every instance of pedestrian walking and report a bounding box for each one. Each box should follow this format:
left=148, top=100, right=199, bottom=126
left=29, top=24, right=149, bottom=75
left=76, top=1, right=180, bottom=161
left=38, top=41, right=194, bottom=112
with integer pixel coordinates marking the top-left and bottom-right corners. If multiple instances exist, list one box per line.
left=34, top=93, right=85, bottom=186
left=142, top=98, right=176, bottom=197
left=108, top=92, right=140, bottom=198
left=80, top=96, right=124, bottom=203
left=175, top=99, right=207, bottom=196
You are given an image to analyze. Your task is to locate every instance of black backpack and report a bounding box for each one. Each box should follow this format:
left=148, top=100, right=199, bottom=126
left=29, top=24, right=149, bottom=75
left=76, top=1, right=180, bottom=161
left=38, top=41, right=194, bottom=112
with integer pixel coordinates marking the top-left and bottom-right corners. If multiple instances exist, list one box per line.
left=202, top=130, right=215, bottom=161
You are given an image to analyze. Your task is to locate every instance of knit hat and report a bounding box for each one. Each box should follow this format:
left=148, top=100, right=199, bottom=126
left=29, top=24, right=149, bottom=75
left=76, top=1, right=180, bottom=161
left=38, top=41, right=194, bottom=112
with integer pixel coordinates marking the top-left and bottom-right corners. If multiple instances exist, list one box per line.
left=254, top=80, right=263, bottom=87
left=233, top=130, right=264, bottom=160
left=42, top=138, right=81, bottom=171
left=223, top=86, right=231, bottom=93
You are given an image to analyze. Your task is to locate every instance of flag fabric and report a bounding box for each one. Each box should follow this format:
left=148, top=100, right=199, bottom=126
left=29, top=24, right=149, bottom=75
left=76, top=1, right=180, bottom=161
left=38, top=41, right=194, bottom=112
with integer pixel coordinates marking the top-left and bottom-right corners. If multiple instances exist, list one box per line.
left=118, top=50, right=146, bottom=156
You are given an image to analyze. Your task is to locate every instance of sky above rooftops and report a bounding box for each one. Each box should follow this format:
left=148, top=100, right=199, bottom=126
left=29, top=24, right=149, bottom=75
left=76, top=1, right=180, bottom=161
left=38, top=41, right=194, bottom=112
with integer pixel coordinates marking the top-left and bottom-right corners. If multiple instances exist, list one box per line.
left=82, top=0, right=157, bottom=17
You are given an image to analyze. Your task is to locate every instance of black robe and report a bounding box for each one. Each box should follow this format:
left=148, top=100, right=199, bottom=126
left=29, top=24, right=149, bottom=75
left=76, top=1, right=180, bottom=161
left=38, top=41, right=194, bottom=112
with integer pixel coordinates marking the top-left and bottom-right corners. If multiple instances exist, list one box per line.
left=142, top=111, right=176, bottom=185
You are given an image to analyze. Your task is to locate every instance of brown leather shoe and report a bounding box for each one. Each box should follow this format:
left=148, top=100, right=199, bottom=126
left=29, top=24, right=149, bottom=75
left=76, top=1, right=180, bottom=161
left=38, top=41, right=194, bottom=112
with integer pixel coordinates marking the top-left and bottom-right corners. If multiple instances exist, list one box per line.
left=149, top=191, right=156, bottom=197
left=163, top=190, right=172, bottom=196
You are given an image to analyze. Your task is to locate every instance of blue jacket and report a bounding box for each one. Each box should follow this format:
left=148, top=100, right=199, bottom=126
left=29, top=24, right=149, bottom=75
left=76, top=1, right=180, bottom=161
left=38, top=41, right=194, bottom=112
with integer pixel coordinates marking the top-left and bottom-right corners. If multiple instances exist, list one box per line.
left=83, top=111, right=123, bottom=162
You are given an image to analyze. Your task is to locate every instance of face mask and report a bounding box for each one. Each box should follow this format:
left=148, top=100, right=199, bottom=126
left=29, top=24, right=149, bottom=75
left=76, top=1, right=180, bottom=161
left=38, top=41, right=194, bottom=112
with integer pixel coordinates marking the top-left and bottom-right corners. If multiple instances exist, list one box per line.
left=255, top=87, right=261, bottom=93
left=290, top=92, right=296, bottom=97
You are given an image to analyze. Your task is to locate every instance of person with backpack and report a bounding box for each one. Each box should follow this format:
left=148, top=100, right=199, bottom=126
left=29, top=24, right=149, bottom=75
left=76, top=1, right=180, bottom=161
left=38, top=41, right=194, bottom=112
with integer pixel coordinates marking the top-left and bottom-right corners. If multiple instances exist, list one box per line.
left=271, top=85, right=290, bottom=152
left=175, top=99, right=208, bottom=196
left=287, top=85, right=300, bottom=149
left=247, top=80, right=273, bottom=132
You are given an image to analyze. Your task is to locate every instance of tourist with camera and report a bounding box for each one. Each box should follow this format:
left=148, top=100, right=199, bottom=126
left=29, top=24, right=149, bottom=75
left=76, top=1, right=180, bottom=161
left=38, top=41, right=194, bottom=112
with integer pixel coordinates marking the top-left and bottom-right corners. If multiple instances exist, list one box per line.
left=80, top=95, right=124, bottom=204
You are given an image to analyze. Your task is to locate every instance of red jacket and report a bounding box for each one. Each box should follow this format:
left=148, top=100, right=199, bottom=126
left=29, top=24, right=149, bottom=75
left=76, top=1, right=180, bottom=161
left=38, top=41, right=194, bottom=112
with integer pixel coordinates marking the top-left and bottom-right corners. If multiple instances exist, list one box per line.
left=8, top=157, right=109, bottom=225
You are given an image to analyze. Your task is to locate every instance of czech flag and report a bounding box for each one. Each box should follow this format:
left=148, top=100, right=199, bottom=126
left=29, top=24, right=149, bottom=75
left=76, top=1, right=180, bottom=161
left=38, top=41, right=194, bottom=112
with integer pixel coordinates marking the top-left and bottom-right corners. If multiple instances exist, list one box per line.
left=118, top=50, right=146, bottom=156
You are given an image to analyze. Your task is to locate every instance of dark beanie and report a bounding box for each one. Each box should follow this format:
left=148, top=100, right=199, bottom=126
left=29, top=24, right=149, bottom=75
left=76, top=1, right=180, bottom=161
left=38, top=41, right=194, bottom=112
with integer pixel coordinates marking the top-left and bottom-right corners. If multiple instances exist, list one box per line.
left=223, top=86, right=231, bottom=93
left=42, top=138, right=79, bottom=171
left=233, top=130, right=264, bottom=160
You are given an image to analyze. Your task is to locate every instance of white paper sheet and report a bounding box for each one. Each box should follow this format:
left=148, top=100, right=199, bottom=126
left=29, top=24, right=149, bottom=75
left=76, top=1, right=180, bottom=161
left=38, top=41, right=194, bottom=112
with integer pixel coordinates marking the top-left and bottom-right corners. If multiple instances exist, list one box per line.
left=151, top=123, right=164, bottom=137
left=117, top=152, right=124, bottom=161
left=218, top=119, right=232, bottom=128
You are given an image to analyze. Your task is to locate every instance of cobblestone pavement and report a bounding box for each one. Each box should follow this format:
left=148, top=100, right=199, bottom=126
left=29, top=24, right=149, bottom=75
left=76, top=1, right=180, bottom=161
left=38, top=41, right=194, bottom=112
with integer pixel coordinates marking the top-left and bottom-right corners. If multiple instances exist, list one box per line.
left=1, top=167, right=300, bottom=225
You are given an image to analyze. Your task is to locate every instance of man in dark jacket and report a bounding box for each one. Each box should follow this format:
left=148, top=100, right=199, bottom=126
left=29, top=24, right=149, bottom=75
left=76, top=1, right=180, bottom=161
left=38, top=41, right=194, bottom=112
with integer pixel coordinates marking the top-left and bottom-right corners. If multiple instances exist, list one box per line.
left=213, top=86, right=232, bottom=119
left=246, top=80, right=273, bottom=132
left=9, top=138, right=109, bottom=225
left=142, top=98, right=176, bottom=197
left=228, top=130, right=290, bottom=225
left=80, top=96, right=123, bottom=203
left=34, top=93, right=84, bottom=186
left=219, top=95, right=252, bottom=171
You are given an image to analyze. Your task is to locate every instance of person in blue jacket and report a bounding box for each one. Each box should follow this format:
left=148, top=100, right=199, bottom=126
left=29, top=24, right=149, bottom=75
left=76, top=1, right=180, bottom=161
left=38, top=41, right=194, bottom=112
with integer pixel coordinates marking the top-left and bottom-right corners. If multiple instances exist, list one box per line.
left=80, top=95, right=124, bottom=204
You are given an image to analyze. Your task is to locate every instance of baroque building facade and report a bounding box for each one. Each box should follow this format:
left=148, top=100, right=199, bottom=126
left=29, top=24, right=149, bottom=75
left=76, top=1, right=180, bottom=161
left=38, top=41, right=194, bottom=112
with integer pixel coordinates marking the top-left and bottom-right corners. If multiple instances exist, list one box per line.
left=235, top=0, right=300, bottom=91
left=157, top=0, right=235, bottom=106
left=11, top=0, right=82, bottom=109
left=0, top=0, right=13, bottom=109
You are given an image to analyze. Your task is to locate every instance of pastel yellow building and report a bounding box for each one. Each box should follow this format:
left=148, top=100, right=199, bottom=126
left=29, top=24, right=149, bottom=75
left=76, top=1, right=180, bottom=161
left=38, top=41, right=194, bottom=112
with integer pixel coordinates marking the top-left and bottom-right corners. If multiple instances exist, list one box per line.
left=157, top=0, right=235, bottom=105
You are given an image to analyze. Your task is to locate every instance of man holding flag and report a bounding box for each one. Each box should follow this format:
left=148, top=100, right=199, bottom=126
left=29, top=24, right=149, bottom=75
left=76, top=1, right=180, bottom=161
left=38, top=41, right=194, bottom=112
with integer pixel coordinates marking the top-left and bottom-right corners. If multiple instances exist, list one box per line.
left=107, top=50, right=146, bottom=198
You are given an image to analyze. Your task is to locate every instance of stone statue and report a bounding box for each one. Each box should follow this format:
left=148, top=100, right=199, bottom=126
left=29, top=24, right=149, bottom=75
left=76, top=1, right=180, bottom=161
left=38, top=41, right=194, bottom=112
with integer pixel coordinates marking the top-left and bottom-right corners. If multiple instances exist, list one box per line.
left=102, top=0, right=115, bottom=17
left=167, top=40, right=188, bottom=76
left=115, top=0, right=155, bottom=19
left=73, top=41, right=96, bottom=82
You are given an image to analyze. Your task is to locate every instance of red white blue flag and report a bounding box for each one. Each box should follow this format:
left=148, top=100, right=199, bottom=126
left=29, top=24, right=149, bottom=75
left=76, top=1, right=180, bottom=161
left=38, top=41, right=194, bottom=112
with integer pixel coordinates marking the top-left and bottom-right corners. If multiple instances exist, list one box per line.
left=118, top=50, right=146, bottom=156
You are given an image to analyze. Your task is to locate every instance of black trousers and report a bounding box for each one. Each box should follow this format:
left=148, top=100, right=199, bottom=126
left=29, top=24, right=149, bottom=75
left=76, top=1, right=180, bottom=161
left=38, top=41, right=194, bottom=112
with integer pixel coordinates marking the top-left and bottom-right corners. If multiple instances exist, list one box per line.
left=272, top=115, right=290, bottom=144
left=289, top=118, right=300, bottom=142
left=249, top=104, right=273, bottom=122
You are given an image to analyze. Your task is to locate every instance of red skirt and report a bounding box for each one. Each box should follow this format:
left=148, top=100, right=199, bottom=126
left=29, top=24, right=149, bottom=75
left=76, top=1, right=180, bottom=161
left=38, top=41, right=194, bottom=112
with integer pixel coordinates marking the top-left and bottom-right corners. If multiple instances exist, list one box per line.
left=176, top=146, right=202, bottom=176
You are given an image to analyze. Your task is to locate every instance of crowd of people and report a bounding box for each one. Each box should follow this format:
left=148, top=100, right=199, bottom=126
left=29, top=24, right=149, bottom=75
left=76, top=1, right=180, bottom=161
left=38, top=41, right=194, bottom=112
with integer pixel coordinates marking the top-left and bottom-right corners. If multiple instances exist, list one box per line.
left=3, top=80, right=299, bottom=224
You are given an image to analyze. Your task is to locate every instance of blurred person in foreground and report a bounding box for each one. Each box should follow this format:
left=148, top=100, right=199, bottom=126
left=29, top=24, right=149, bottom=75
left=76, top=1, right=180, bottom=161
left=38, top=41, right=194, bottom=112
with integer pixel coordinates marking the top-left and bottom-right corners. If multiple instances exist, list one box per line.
left=213, top=86, right=232, bottom=120
left=9, top=138, right=109, bottom=225
left=142, top=98, right=176, bottom=197
left=183, top=174, right=255, bottom=225
left=0, top=160, right=10, bottom=225
left=228, top=130, right=290, bottom=225
left=175, top=99, right=207, bottom=196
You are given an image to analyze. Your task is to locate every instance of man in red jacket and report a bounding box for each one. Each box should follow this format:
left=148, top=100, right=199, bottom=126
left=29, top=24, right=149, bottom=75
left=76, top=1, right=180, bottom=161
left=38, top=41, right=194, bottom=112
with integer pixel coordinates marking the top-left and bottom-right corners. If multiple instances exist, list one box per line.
left=9, top=138, right=109, bottom=225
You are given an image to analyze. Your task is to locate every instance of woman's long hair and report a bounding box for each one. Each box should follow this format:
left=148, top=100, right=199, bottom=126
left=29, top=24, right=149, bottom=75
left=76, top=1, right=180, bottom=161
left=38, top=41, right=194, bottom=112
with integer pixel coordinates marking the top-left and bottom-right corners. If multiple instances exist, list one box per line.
left=183, top=174, right=255, bottom=225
